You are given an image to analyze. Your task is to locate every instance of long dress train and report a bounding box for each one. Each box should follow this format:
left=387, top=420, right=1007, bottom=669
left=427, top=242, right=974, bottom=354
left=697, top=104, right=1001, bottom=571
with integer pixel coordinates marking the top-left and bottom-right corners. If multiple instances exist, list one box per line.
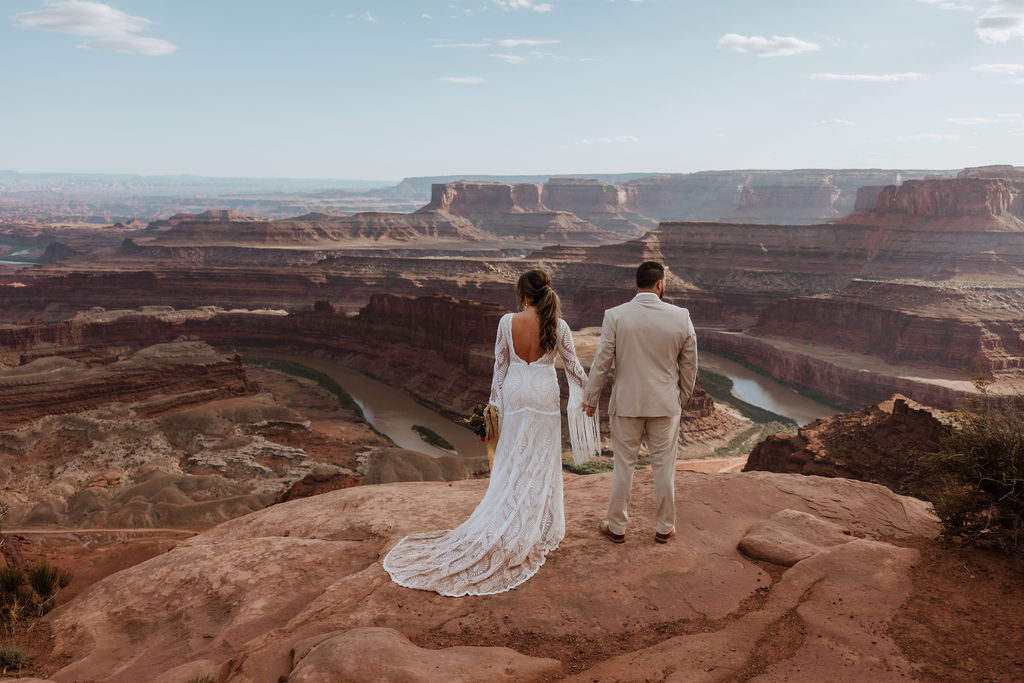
left=382, top=314, right=600, bottom=597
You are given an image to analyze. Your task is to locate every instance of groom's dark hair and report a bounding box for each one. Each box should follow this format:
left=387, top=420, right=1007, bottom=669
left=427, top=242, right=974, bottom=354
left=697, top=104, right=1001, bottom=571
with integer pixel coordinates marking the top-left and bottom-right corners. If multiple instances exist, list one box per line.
left=636, top=261, right=665, bottom=289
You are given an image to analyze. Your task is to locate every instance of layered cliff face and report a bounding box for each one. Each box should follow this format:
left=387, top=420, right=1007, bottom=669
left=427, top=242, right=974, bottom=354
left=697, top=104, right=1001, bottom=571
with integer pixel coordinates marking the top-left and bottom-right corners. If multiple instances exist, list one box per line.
left=750, top=280, right=1024, bottom=374
left=0, top=341, right=256, bottom=429
left=744, top=395, right=948, bottom=499
left=843, top=171, right=1024, bottom=230
left=624, top=169, right=939, bottom=223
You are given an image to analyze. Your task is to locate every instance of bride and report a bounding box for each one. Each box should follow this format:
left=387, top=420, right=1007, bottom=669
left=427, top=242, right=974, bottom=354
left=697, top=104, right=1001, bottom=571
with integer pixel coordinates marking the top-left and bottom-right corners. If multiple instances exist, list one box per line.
left=383, top=269, right=601, bottom=597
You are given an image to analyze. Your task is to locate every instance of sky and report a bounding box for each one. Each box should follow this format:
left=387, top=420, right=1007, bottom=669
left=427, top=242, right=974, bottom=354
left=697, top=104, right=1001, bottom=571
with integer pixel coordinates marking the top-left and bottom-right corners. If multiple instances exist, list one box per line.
left=1, top=0, right=1023, bottom=179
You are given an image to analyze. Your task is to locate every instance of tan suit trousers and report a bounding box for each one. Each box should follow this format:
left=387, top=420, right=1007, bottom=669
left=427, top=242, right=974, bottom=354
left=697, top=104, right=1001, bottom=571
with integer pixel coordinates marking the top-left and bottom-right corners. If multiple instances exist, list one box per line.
left=606, top=413, right=681, bottom=536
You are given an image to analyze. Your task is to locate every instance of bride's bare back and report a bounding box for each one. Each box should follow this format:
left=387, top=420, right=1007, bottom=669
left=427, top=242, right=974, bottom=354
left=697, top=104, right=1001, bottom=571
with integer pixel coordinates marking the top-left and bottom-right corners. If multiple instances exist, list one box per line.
left=510, top=309, right=544, bottom=362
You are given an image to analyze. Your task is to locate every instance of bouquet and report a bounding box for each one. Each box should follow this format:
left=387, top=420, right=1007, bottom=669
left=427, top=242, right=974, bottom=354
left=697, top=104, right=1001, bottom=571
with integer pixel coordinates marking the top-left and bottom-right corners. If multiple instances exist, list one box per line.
left=461, top=403, right=501, bottom=469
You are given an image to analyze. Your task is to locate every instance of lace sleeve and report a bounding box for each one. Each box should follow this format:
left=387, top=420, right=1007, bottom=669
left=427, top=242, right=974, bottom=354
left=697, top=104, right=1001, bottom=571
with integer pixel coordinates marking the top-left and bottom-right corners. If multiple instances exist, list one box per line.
left=557, top=320, right=601, bottom=465
left=489, top=315, right=510, bottom=408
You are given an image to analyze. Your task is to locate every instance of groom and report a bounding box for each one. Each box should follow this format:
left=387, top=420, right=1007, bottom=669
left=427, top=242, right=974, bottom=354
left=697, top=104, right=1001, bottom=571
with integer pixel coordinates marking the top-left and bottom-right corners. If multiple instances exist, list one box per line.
left=581, top=261, right=698, bottom=544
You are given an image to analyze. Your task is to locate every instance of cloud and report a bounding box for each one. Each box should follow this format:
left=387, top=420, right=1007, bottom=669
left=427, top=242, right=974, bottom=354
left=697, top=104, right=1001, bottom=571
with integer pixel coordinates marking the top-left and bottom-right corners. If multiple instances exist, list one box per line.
left=422, top=13, right=432, bottom=19
left=810, top=72, right=929, bottom=82
left=918, top=0, right=1024, bottom=43
left=1010, top=128, right=1024, bottom=135
left=493, top=0, right=554, bottom=12
left=345, top=11, right=377, bottom=23
left=433, top=42, right=489, bottom=48
left=497, top=38, right=560, bottom=47
left=716, top=33, right=821, bottom=57
left=971, top=62, right=1024, bottom=74
left=574, top=135, right=639, bottom=145
left=976, top=4, right=1024, bottom=43
left=946, top=116, right=998, bottom=124
left=890, top=133, right=962, bottom=141
left=489, top=53, right=527, bottom=63
left=816, top=118, right=856, bottom=126
left=439, top=76, right=485, bottom=84
left=12, top=0, right=176, bottom=55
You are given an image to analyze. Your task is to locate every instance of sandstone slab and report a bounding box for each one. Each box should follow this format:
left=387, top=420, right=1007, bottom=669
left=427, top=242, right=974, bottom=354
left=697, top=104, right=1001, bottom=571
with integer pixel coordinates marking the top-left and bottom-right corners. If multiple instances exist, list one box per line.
left=39, top=470, right=937, bottom=682
left=738, top=508, right=853, bottom=566
left=287, top=627, right=562, bottom=683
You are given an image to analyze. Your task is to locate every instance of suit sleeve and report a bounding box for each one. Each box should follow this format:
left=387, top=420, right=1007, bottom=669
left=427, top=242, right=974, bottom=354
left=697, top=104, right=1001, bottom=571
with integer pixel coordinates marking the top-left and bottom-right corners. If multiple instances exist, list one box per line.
left=677, top=313, right=698, bottom=406
left=583, top=310, right=616, bottom=408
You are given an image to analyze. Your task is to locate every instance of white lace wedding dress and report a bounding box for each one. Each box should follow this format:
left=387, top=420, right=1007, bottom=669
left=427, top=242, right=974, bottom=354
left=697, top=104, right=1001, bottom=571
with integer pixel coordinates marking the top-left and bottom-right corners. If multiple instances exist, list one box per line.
left=383, top=314, right=600, bottom=597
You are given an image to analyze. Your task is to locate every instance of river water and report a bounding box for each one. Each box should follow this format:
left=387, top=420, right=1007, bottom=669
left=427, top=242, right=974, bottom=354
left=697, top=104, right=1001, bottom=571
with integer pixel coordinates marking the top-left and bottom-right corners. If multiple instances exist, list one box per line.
left=700, top=351, right=836, bottom=426
left=263, top=355, right=486, bottom=460
left=268, top=351, right=832, bottom=462
left=0, top=248, right=36, bottom=266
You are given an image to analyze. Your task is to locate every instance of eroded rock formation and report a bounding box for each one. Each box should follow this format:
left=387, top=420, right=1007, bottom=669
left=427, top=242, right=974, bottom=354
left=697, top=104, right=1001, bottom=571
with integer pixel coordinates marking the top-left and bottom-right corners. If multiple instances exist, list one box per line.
left=29, top=469, right=936, bottom=681
left=744, top=395, right=948, bottom=498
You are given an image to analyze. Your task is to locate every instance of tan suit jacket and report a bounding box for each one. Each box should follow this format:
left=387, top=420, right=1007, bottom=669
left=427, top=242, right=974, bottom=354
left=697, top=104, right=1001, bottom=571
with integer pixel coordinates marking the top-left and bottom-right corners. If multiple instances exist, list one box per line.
left=583, top=294, right=698, bottom=417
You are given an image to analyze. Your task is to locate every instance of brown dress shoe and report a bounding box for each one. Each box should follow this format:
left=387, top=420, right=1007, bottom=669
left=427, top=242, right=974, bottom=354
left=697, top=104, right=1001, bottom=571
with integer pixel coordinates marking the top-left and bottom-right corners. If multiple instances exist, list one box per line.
left=654, top=529, right=676, bottom=544
left=599, top=520, right=625, bottom=544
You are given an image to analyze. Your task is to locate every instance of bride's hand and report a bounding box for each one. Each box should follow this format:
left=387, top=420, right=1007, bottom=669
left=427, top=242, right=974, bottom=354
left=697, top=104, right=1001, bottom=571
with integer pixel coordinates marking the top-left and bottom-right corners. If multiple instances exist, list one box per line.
left=582, top=404, right=595, bottom=417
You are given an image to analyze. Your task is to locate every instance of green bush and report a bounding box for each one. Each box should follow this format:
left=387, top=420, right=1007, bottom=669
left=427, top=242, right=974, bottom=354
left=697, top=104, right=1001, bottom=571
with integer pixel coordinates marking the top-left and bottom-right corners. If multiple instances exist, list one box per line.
left=923, top=379, right=1024, bottom=556
left=0, top=646, right=30, bottom=670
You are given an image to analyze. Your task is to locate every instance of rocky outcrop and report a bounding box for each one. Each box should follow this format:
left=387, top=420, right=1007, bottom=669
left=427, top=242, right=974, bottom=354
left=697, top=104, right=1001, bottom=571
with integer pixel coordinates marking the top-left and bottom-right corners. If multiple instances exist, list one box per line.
left=36, top=469, right=937, bottom=682
left=0, top=341, right=256, bottom=429
left=744, top=395, right=948, bottom=498
left=843, top=170, right=1024, bottom=230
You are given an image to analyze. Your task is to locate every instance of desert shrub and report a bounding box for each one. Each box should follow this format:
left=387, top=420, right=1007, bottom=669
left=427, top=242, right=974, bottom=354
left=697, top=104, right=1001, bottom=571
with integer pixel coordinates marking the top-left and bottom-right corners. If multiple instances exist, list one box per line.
left=923, top=379, right=1024, bottom=556
left=0, top=646, right=30, bottom=670
left=185, top=675, right=215, bottom=683
left=26, top=561, right=72, bottom=614
left=0, top=565, right=23, bottom=594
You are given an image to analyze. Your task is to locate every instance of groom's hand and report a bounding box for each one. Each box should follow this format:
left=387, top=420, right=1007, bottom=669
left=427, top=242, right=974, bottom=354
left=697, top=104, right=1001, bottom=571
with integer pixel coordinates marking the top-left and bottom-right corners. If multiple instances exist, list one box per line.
left=582, top=404, right=595, bottom=417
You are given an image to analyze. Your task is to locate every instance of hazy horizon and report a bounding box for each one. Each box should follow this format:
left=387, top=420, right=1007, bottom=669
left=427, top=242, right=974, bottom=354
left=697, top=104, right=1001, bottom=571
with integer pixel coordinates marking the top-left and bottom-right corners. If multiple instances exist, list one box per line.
left=3, top=0, right=1023, bottom=178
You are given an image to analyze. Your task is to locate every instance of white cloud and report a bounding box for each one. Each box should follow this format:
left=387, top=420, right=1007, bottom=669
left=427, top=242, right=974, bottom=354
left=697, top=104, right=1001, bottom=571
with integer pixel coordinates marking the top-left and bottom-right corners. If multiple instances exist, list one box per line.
left=493, top=0, right=554, bottom=12
left=816, top=118, right=857, bottom=126
left=946, top=116, right=998, bottom=124
left=919, top=1, right=1024, bottom=43
left=497, top=38, right=560, bottom=47
left=439, top=76, right=485, bottom=84
left=489, top=53, right=526, bottom=64
left=716, top=33, right=821, bottom=57
left=890, top=133, right=962, bottom=141
left=12, top=0, right=176, bottom=55
left=433, top=42, right=489, bottom=48
left=971, top=62, right=1024, bottom=74
left=810, top=72, right=929, bottom=82
left=997, top=112, right=1024, bottom=119
left=345, top=11, right=377, bottom=23
left=1010, top=128, right=1024, bottom=135
left=976, top=2, right=1024, bottom=43
left=422, top=13, right=433, bottom=19
left=574, top=135, right=639, bottom=145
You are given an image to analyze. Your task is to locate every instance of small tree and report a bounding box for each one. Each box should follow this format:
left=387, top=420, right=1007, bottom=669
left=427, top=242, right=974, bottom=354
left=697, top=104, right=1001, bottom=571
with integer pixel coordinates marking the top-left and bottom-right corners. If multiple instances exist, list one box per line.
left=923, top=377, right=1024, bottom=556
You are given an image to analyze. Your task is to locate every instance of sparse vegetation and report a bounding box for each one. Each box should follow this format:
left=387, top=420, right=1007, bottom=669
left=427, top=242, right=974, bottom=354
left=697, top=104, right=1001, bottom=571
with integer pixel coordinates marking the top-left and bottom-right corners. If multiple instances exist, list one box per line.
left=27, top=561, right=72, bottom=614
left=0, top=646, right=30, bottom=671
left=562, top=456, right=616, bottom=475
left=698, top=368, right=799, bottom=428
left=245, top=357, right=397, bottom=445
left=923, top=377, right=1024, bottom=556
left=412, top=425, right=455, bottom=450
left=185, top=674, right=215, bottom=683
left=245, top=357, right=364, bottom=415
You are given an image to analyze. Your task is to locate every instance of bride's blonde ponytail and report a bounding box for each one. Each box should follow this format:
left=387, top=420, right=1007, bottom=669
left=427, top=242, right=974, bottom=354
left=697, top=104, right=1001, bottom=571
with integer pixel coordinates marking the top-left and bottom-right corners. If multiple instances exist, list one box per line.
left=516, top=269, right=560, bottom=353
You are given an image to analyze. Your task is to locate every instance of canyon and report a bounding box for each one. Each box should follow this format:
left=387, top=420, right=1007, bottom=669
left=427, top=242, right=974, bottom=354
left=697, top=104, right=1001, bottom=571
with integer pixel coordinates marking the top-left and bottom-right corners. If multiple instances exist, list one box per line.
left=2, top=164, right=1023, bottom=680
